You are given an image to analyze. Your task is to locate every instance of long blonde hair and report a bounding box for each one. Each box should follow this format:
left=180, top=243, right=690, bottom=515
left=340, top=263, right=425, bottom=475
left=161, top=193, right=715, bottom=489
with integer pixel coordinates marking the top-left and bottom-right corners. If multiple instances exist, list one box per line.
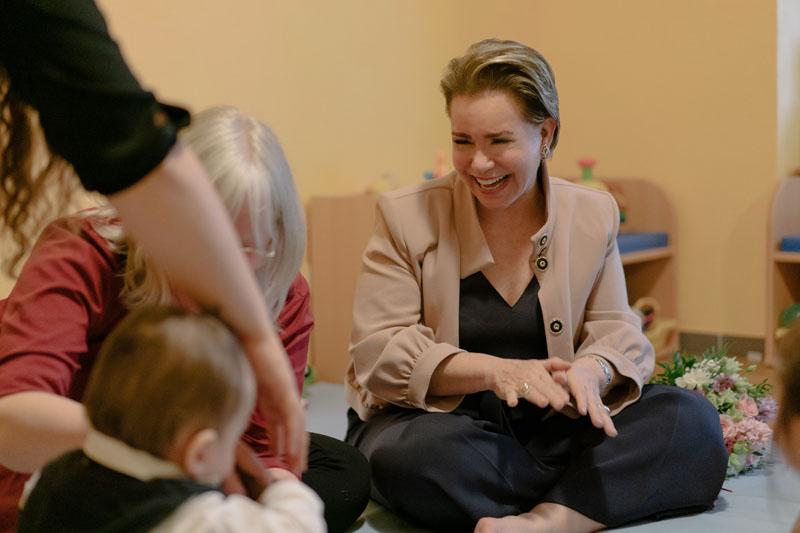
left=93, top=106, right=306, bottom=319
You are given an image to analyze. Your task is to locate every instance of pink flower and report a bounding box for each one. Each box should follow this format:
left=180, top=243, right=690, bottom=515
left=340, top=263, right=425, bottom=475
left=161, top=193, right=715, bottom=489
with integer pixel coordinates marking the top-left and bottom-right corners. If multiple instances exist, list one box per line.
left=756, top=397, right=777, bottom=422
left=712, top=375, right=736, bottom=392
left=737, top=395, right=759, bottom=418
left=720, top=414, right=735, bottom=433
left=720, top=414, right=736, bottom=453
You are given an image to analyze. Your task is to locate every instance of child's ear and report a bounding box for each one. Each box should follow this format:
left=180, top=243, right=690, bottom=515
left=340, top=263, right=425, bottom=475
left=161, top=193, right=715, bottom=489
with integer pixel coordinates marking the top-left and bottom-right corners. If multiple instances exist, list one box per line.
left=182, top=428, right=221, bottom=484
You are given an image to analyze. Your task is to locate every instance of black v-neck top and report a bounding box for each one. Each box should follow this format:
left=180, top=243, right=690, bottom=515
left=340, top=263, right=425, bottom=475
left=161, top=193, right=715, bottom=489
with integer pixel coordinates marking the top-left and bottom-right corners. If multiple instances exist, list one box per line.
left=459, top=271, right=548, bottom=359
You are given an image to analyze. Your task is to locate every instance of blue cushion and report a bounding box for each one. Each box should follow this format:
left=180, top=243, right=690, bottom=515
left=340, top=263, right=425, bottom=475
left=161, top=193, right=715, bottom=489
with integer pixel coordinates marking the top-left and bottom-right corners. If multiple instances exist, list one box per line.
left=617, top=232, right=669, bottom=254
left=780, top=236, right=800, bottom=253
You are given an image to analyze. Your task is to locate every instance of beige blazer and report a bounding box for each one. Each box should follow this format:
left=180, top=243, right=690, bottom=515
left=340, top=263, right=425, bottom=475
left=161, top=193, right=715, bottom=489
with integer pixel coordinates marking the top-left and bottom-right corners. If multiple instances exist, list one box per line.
left=346, top=171, right=655, bottom=421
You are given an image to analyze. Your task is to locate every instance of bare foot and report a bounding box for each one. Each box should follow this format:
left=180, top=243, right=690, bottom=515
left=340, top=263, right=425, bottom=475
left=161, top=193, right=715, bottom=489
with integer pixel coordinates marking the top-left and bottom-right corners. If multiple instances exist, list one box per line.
left=474, top=514, right=541, bottom=533
left=474, top=504, right=604, bottom=533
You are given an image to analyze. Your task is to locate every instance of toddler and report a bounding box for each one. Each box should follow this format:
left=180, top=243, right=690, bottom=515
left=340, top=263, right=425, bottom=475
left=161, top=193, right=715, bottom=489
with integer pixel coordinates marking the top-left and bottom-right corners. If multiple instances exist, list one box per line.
left=18, top=306, right=325, bottom=532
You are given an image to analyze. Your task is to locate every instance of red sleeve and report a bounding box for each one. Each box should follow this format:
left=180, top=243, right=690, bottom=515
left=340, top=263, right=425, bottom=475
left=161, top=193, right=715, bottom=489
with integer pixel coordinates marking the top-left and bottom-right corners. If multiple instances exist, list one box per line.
left=241, top=273, right=314, bottom=471
left=277, top=274, right=313, bottom=394
left=0, top=217, right=126, bottom=401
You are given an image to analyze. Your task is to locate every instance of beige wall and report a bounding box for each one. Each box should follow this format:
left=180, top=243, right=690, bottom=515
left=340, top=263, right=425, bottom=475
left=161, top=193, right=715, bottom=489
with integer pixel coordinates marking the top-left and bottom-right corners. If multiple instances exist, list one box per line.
left=1, top=1, right=789, bottom=341
left=779, top=0, right=800, bottom=177
left=97, top=0, right=457, bottom=198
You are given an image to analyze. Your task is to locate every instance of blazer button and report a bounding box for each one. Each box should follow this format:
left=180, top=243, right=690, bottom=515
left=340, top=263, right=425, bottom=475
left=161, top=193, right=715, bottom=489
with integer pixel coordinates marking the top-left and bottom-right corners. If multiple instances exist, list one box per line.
left=549, top=319, right=563, bottom=335
left=539, top=235, right=548, bottom=247
left=535, top=257, right=549, bottom=271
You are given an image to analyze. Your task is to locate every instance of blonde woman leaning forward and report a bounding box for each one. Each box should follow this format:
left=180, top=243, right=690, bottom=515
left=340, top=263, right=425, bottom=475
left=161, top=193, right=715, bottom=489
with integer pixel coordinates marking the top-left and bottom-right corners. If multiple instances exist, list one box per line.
left=0, top=107, right=370, bottom=533
left=0, top=2, right=305, bottom=476
left=345, top=39, right=727, bottom=532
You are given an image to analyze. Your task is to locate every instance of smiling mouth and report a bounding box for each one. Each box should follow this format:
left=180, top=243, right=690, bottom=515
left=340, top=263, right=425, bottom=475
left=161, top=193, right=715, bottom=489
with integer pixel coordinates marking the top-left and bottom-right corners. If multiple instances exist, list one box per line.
left=473, top=174, right=509, bottom=190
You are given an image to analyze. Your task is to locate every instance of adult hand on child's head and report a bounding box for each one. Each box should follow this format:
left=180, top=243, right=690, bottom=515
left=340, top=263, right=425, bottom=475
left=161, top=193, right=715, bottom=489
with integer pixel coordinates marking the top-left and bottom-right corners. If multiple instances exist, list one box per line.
left=565, top=358, right=618, bottom=438
left=243, top=334, right=309, bottom=476
left=491, top=357, right=572, bottom=411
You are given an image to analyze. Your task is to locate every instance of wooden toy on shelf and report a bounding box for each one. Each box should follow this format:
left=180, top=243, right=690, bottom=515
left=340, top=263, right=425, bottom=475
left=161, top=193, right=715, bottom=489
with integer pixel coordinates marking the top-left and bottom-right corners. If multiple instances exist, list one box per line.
left=576, top=157, right=628, bottom=223
left=633, top=297, right=679, bottom=357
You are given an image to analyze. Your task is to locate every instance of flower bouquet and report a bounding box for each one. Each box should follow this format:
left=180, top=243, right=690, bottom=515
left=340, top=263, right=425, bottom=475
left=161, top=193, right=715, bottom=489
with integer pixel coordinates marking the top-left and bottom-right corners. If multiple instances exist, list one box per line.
left=651, top=347, right=777, bottom=477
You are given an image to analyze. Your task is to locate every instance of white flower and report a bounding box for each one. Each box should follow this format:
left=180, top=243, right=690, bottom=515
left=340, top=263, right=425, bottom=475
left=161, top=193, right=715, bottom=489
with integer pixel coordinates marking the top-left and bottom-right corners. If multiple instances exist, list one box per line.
left=720, top=357, right=742, bottom=375
left=675, top=367, right=712, bottom=390
left=698, top=359, right=721, bottom=378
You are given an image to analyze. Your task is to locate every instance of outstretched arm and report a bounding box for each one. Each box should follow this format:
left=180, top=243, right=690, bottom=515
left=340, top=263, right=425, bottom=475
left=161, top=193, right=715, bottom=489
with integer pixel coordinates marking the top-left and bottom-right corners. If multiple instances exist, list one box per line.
left=0, top=393, right=87, bottom=473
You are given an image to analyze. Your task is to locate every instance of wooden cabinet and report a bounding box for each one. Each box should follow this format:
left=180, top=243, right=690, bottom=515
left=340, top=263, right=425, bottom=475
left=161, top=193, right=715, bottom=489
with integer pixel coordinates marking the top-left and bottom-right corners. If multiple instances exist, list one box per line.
left=765, top=177, right=800, bottom=366
left=307, top=178, right=677, bottom=382
left=604, top=178, right=678, bottom=359
left=307, top=195, right=377, bottom=383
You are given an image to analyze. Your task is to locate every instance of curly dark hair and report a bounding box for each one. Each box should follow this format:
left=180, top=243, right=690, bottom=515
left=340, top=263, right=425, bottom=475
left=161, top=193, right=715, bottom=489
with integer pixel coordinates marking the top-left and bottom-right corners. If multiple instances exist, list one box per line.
left=0, top=68, right=76, bottom=276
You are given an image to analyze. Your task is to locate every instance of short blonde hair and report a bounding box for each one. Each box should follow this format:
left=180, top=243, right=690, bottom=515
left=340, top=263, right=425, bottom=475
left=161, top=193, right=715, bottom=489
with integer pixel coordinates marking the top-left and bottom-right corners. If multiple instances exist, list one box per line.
left=83, top=305, right=256, bottom=458
left=441, top=38, right=560, bottom=151
left=93, top=106, right=306, bottom=319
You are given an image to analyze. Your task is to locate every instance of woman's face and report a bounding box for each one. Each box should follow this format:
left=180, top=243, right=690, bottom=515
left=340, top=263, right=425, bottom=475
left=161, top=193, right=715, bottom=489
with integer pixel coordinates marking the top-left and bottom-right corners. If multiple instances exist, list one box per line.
left=234, top=205, right=273, bottom=272
left=173, top=206, right=270, bottom=310
left=450, top=90, right=554, bottom=213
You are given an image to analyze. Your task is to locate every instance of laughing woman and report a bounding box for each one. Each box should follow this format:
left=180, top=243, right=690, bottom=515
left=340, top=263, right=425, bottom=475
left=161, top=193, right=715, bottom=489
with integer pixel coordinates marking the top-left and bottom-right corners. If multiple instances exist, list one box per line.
left=345, top=39, right=726, bottom=532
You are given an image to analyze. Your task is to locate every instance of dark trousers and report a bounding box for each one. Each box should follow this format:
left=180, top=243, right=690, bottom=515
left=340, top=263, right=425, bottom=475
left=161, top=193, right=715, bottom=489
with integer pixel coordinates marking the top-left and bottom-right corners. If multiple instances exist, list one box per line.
left=303, top=432, right=371, bottom=533
left=346, top=385, right=727, bottom=531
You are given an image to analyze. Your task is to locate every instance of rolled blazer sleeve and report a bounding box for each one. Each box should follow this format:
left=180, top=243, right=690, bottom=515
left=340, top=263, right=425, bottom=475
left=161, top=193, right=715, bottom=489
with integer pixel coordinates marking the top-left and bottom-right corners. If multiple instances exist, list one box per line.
left=349, top=198, right=464, bottom=414
left=574, top=194, right=655, bottom=410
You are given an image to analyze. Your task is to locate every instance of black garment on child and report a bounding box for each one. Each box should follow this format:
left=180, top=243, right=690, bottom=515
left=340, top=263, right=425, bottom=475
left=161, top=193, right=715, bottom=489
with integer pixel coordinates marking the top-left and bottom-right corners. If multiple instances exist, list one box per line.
left=18, top=450, right=214, bottom=533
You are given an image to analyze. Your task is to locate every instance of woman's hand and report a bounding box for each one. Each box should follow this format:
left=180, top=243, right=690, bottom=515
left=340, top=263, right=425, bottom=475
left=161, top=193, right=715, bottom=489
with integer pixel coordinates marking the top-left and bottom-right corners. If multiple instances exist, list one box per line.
left=222, top=442, right=301, bottom=500
left=563, top=358, right=618, bottom=437
left=243, top=335, right=310, bottom=477
left=490, top=358, right=572, bottom=410
left=223, top=442, right=271, bottom=498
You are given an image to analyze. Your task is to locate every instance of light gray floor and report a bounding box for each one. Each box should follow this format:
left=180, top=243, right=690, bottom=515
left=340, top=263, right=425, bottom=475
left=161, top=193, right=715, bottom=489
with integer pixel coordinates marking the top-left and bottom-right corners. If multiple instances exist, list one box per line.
left=305, top=381, right=800, bottom=532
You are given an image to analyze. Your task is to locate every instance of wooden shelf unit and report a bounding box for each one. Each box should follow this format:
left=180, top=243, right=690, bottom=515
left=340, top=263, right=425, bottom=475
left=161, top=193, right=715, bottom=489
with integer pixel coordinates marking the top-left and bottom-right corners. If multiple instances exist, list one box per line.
left=765, top=177, right=800, bottom=366
left=774, top=251, right=800, bottom=265
left=307, top=195, right=377, bottom=383
left=620, top=246, right=674, bottom=266
left=604, top=178, right=678, bottom=359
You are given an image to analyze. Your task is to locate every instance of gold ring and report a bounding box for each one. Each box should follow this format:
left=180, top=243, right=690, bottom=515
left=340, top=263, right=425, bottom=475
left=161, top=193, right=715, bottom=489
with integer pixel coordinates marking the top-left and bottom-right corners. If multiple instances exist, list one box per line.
left=521, top=382, right=531, bottom=394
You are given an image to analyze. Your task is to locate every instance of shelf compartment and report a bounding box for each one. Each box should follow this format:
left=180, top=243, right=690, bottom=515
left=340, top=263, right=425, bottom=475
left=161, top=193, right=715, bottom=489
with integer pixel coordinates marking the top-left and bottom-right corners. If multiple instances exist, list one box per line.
left=621, top=246, right=673, bottom=266
left=773, top=251, right=800, bottom=264
left=765, top=177, right=800, bottom=365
